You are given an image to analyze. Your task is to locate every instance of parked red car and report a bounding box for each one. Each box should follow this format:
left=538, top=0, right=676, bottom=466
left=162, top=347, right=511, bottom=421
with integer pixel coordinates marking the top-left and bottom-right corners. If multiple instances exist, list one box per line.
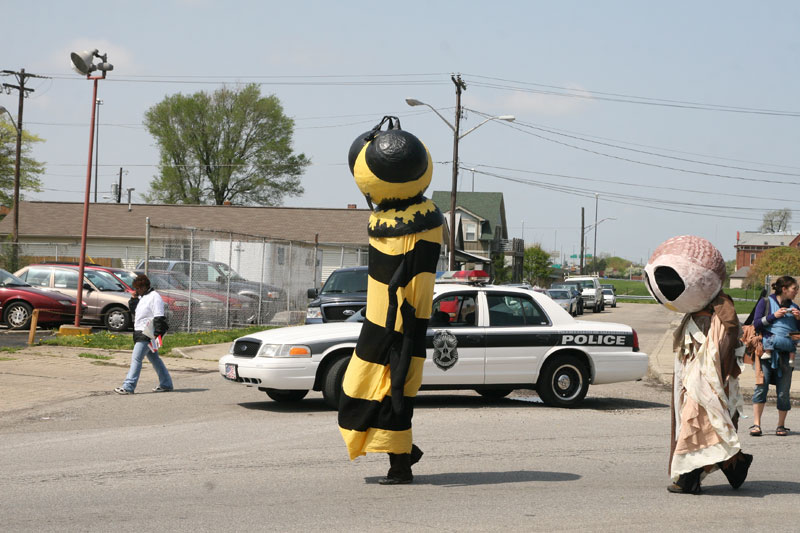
left=0, top=268, right=82, bottom=329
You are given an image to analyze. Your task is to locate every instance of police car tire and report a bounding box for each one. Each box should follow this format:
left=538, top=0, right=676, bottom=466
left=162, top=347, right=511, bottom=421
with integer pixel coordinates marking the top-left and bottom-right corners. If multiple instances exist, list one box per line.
left=323, top=356, right=350, bottom=410
left=536, top=354, right=589, bottom=407
left=264, top=389, right=308, bottom=402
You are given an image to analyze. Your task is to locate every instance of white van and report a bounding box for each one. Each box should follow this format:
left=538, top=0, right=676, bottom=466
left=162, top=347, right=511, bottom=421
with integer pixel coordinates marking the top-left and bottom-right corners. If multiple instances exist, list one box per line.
left=564, top=276, right=604, bottom=312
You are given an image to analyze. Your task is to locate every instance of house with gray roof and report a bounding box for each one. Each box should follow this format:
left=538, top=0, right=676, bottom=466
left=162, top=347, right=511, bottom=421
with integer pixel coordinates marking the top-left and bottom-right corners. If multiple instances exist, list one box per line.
left=735, top=231, right=800, bottom=271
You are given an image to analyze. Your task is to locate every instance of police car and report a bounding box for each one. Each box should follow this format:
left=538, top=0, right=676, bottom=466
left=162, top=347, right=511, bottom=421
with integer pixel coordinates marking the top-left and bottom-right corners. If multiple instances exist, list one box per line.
left=219, top=272, right=648, bottom=408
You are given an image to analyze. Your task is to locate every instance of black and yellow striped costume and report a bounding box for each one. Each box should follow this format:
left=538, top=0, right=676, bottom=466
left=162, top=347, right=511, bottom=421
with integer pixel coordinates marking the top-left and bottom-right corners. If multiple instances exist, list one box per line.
left=339, top=117, right=443, bottom=460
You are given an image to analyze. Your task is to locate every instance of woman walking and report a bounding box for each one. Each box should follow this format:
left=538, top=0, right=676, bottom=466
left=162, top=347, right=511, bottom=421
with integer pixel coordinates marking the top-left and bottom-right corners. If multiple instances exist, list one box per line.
left=114, top=274, right=172, bottom=394
left=750, top=275, right=798, bottom=437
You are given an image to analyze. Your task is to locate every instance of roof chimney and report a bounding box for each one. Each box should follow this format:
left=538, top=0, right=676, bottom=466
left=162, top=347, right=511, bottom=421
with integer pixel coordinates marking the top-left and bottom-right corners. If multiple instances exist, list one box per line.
left=347, top=204, right=357, bottom=209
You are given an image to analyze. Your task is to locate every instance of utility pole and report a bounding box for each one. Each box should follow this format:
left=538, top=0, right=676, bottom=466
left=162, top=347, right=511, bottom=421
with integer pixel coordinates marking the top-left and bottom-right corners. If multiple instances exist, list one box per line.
left=592, top=193, right=599, bottom=274
left=93, top=99, right=103, bottom=202
left=448, top=74, right=466, bottom=270
left=2, top=68, right=48, bottom=270
left=580, top=207, right=585, bottom=275
left=117, top=167, right=123, bottom=203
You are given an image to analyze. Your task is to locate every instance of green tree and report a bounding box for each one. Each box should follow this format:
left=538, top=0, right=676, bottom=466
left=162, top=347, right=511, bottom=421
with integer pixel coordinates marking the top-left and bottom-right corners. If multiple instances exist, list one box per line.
left=143, top=84, right=309, bottom=205
left=605, top=256, right=631, bottom=275
left=0, top=118, right=44, bottom=209
left=491, top=253, right=512, bottom=284
left=523, top=244, right=551, bottom=287
left=745, top=247, right=800, bottom=289
left=725, top=259, right=736, bottom=277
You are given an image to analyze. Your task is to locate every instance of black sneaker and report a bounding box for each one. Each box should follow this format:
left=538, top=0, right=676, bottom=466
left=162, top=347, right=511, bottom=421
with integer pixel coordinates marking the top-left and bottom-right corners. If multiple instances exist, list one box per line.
left=152, top=386, right=173, bottom=393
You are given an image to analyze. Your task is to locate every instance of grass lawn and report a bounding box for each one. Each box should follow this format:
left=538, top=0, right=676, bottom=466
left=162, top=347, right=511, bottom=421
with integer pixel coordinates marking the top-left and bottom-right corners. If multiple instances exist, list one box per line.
left=41, top=325, right=272, bottom=357
left=604, top=279, right=759, bottom=315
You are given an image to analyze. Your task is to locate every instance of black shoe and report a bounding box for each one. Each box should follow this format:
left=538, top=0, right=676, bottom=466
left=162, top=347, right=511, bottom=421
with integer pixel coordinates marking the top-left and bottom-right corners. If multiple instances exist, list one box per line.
left=668, top=468, right=703, bottom=494
left=666, top=483, right=701, bottom=494
left=721, top=452, right=753, bottom=490
left=378, top=474, right=413, bottom=485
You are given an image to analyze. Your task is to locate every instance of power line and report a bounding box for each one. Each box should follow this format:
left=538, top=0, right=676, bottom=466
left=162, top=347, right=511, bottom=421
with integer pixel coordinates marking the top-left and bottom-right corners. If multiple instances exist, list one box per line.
left=494, top=116, right=800, bottom=177
left=467, top=163, right=800, bottom=205
left=494, top=119, right=800, bottom=186
left=462, top=73, right=800, bottom=117
left=471, top=167, right=767, bottom=221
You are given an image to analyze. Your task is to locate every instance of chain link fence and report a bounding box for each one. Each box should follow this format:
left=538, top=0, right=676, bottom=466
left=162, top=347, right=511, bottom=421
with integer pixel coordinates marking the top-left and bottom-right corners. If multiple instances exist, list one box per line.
left=0, top=224, right=371, bottom=332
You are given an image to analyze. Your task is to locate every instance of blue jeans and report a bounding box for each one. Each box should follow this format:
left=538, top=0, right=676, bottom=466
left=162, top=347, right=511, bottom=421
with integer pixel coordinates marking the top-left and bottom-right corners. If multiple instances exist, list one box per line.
left=121, top=341, right=173, bottom=392
left=753, top=352, right=793, bottom=412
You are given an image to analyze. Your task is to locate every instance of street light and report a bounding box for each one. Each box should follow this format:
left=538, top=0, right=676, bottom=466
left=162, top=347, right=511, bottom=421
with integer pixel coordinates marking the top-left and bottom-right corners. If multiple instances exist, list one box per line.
left=405, top=97, right=515, bottom=269
left=585, top=216, right=616, bottom=274
left=0, top=104, right=22, bottom=269
left=69, top=48, right=113, bottom=328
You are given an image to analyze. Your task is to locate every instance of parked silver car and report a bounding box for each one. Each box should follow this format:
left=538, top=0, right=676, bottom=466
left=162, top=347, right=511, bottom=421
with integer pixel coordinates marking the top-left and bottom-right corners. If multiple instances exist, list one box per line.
left=15, top=264, right=132, bottom=331
left=546, top=288, right=578, bottom=316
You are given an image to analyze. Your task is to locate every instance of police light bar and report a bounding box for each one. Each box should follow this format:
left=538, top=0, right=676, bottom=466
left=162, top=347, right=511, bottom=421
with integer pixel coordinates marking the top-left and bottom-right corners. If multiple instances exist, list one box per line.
left=450, top=269, right=490, bottom=283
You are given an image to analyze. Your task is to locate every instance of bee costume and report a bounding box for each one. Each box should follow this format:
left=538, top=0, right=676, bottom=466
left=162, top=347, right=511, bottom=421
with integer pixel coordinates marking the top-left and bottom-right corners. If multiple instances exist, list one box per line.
left=339, top=117, right=443, bottom=484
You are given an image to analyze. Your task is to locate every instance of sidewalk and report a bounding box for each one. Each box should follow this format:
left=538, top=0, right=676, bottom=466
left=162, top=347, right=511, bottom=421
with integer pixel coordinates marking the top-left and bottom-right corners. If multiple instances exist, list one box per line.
left=648, top=316, right=800, bottom=401
left=0, top=342, right=227, bottom=417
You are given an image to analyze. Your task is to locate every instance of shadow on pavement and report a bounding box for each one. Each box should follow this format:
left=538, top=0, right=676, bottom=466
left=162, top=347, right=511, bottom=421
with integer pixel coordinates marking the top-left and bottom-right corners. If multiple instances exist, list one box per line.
left=365, top=470, right=582, bottom=486
left=700, top=480, right=800, bottom=497
left=237, top=392, right=667, bottom=413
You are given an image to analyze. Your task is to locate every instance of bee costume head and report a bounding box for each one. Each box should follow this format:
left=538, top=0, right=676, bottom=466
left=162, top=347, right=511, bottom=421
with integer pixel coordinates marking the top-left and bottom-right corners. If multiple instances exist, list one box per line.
left=348, top=116, right=433, bottom=209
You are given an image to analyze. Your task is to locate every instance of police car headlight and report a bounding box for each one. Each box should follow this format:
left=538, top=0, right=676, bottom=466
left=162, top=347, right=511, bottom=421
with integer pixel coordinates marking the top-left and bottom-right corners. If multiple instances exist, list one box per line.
left=257, top=344, right=311, bottom=358
left=306, top=307, right=322, bottom=319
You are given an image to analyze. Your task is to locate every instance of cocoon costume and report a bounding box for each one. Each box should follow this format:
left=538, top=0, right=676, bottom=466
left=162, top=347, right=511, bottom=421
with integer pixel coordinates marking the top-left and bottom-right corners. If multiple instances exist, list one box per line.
left=338, top=117, right=443, bottom=460
left=645, top=235, right=751, bottom=493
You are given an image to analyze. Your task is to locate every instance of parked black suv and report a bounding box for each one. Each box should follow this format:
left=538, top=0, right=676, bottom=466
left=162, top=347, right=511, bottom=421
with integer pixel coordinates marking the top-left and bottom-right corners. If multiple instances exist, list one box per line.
left=306, top=266, right=368, bottom=324
left=136, top=259, right=284, bottom=323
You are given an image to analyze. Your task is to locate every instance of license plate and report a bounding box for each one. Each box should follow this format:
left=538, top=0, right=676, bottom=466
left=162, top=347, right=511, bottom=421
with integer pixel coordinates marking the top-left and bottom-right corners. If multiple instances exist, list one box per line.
left=224, top=363, right=238, bottom=380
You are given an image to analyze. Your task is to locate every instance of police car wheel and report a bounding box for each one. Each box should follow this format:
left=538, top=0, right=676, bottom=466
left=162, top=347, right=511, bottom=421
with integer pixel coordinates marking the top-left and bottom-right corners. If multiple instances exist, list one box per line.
left=323, top=356, right=350, bottom=410
left=476, top=388, right=513, bottom=399
left=537, top=354, right=589, bottom=407
left=264, top=389, right=308, bottom=402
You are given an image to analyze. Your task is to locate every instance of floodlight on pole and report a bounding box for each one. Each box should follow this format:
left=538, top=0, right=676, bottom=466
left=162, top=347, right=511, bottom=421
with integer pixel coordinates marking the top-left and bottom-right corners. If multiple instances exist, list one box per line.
left=405, top=94, right=514, bottom=269
left=69, top=49, right=113, bottom=328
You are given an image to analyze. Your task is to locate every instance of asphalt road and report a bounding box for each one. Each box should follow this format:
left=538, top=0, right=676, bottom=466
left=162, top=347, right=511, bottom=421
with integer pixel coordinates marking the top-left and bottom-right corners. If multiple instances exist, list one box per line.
left=1, top=304, right=798, bottom=532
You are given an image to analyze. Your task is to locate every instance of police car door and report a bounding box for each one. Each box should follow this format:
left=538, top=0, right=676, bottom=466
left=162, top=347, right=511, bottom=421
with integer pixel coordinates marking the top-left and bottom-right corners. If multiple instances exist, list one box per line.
left=424, top=290, right=485, bottom=384
left=484, top=291, right=550, bottom=384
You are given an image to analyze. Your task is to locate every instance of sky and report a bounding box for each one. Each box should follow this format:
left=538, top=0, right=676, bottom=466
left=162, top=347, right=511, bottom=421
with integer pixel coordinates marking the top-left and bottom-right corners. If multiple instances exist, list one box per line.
left=2, top=0, right=799, bottom=265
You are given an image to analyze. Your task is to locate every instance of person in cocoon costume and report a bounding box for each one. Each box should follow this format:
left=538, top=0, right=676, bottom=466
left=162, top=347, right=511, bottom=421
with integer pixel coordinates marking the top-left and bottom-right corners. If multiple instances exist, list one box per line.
left=645, top=235, right=752, bottom=494
left=338, top=116, right=443, bottom=485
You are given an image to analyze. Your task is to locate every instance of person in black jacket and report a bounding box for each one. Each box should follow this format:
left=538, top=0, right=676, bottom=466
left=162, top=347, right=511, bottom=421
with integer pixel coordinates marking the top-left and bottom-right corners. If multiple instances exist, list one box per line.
left=114, top=274, right=172, bottom=394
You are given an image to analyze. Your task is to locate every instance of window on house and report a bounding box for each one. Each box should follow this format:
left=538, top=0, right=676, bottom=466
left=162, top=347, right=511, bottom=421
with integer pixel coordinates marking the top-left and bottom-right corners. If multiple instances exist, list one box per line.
left=464, top=222, right=477, bottom=241
left=277, top=246, right=285, bottom=265
left=750, top=253, right=756, bottom=265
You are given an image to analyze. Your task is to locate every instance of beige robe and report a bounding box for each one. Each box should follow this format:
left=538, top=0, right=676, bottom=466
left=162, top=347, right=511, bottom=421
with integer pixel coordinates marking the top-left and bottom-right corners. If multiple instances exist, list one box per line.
left=669, top=293, right=744, bottom=482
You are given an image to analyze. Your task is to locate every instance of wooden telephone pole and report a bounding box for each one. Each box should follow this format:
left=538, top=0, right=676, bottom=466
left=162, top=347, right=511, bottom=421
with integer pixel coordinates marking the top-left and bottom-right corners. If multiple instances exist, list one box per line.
left=2, top=68, right=49, bottom=270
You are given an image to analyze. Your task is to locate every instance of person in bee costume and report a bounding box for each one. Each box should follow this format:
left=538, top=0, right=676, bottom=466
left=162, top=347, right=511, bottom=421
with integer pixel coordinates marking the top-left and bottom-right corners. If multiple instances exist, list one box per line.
left=338, top=116, right=443, bottom=485
left=645, top=235, right=752, bottom=494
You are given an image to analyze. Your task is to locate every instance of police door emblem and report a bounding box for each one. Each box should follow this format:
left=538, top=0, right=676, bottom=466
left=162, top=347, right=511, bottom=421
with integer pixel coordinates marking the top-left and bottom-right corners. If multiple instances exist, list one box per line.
left=432, top=330, right=459, bottom=371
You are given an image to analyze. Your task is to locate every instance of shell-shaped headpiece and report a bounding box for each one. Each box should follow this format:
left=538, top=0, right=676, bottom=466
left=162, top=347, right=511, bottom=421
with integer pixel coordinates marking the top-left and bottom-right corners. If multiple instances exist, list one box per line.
left=644, top=235, right=726, bottom=313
